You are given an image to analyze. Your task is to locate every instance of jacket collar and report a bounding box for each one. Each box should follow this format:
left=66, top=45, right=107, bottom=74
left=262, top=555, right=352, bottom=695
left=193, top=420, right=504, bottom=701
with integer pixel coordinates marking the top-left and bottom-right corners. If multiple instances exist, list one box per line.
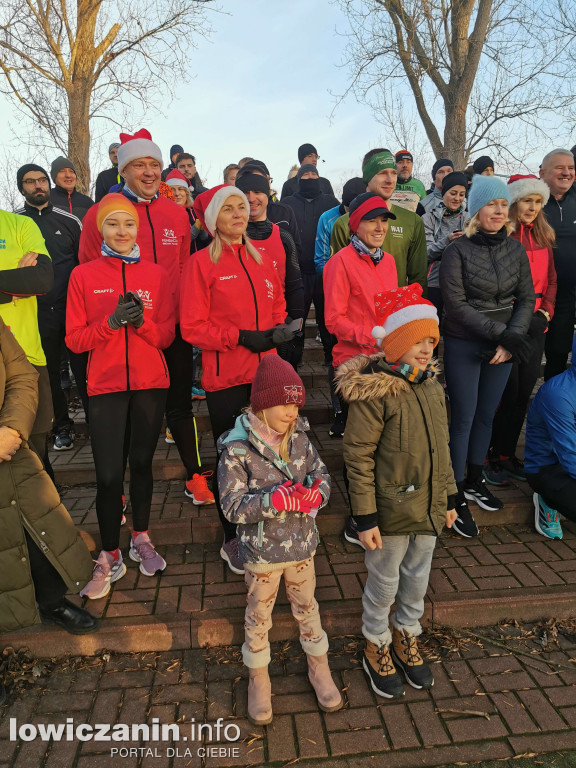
left=23, top=201, right=53, bottom=217
left=336, top=352, right=439, bottom=402
left=219, top=413, right=310, bottom=478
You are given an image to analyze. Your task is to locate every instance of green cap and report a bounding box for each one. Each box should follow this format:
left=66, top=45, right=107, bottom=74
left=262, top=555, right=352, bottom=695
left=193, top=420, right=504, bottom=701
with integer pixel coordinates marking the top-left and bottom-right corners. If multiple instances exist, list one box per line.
left=362, top=151, right=396, bottom=184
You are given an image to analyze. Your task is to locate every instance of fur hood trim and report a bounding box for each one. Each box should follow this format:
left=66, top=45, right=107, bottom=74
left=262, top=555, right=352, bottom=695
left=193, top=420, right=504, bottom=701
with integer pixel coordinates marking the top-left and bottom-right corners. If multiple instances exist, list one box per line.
left=335, top=352, right=438, bottom=402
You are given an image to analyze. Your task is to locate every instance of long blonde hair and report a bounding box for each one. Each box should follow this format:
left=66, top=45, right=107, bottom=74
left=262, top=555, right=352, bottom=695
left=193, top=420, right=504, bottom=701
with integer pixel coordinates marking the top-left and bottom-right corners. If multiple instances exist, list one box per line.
left=509, top=202, right=556, bottom=249
left=208, top=231, right=262, bottom=265
left=464, top=212, right=515, bottom=238
left=252, top=408, right=297, bottom=462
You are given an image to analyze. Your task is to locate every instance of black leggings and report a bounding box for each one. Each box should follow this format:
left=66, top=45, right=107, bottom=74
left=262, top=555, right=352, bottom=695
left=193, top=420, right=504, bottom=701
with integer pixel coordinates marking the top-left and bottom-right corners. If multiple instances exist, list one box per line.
left=163, top=326, right=202, bottom=480
left=490, top=330, right=546, bottom=458
left=89, top=388, right=166, bottom=551
left=205, top=383, right=252, bottom=541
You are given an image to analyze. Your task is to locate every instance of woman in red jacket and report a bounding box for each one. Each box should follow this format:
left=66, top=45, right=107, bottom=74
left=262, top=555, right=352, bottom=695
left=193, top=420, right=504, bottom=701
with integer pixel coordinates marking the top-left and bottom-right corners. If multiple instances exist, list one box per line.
left=66, top=194, right=175, bottom=598
left=180, top=185, right=294, bottom=574
left=323, top=192, right=399, bottom=547
left=485, top=175, right=557, bottom=484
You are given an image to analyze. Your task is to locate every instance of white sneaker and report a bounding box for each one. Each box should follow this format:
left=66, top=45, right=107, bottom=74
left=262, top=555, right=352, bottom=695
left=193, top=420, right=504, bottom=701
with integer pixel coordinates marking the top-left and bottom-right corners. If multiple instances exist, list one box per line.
left=80, top=550, right=126, bottom=600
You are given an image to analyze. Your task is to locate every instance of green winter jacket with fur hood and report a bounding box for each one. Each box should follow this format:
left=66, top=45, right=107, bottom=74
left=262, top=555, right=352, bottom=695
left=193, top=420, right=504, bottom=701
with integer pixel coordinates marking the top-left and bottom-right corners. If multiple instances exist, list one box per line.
left=337, top=353, right=456, bottom=537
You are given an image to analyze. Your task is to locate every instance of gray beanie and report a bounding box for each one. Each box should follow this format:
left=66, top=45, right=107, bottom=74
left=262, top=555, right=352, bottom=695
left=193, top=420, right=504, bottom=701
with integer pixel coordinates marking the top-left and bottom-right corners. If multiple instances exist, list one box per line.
left=50, top=156, right=76, bottom=182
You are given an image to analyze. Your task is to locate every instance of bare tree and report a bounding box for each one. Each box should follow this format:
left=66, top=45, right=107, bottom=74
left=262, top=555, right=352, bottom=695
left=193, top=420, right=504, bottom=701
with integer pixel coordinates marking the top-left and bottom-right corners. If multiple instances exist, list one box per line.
left=335, top=0, right=576, bottom=169
left=0, top=0, right=213, bottom=193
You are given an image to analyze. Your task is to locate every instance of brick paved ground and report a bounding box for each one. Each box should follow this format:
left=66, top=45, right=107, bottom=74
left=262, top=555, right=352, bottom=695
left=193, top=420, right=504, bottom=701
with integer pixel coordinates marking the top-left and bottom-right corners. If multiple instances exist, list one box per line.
left=2, top=621, right=576, bottom=768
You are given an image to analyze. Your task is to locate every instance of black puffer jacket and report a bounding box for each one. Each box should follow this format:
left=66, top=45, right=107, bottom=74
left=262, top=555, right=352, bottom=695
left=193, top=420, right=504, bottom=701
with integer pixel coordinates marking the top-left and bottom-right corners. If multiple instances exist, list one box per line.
left=439, top=229, right=535, bottom=341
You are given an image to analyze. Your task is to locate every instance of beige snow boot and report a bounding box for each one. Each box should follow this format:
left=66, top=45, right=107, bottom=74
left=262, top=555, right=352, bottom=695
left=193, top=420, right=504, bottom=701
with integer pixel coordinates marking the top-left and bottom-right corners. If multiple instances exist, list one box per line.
left=307, top=653, right=343, bottom=712
left=247, top=666, right=273, bottom=726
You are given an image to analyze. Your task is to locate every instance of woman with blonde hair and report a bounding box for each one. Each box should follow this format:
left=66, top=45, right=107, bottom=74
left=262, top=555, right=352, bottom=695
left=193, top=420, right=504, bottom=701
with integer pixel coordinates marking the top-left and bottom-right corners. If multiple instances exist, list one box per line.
left=484, top=174, right=557, bottom=484
left=439, top=175, right=535, bottom=538
left=180, top=185, right=296, bottom=573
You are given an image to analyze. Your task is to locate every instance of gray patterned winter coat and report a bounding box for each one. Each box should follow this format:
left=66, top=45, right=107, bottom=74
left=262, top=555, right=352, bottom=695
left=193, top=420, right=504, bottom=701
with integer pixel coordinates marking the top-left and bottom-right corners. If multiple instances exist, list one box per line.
left=217, top=414, right=331, bottom=567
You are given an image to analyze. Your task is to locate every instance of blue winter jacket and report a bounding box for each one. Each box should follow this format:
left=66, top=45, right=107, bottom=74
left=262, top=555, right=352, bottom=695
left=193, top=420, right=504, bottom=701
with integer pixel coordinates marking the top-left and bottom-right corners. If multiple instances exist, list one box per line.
left=525, top=334, right=576, bottom=477
left=315, top=204, right=343, bottom=274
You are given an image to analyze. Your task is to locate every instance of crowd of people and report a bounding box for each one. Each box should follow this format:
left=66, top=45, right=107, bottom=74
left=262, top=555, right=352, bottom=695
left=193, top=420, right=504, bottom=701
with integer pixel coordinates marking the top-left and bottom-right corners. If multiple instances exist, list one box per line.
left=1, top=130, right=576, bottom=725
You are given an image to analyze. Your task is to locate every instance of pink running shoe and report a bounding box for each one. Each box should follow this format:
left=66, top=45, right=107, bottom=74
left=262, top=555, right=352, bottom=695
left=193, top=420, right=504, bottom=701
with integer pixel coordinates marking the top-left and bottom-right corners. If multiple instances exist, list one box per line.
left=80, top=550, right=126, bottom=600
left=129, top=532, right=166, bottom=576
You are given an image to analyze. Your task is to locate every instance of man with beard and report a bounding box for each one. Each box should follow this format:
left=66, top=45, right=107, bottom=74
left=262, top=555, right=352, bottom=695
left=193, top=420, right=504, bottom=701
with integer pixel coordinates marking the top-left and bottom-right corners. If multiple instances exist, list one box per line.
left=175, top=153, right=207, bottom=199
left=15, top=163, right=85, bottom=453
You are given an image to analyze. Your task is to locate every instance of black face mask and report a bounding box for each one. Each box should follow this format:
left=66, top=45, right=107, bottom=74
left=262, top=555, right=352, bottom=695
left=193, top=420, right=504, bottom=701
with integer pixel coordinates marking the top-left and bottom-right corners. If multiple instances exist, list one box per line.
left=299, top=178, right=321, bottom=198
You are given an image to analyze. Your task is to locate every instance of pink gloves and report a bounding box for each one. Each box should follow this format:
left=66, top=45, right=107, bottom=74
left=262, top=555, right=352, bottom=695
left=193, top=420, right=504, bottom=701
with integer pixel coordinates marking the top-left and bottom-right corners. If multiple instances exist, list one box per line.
left=271, top=479, right=323, bottom=515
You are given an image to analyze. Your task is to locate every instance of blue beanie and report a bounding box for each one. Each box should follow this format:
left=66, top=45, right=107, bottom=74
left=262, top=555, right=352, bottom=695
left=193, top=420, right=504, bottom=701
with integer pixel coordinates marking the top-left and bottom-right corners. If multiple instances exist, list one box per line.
left=467, top=174, right=510, bottom=219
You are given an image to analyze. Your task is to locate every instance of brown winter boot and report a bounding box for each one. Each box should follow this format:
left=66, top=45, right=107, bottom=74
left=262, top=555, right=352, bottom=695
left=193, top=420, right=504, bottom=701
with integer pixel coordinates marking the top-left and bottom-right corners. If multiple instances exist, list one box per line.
left=306, top=654, right=343, bottom=712
left=362, top=639, right=404, bottom=699
left=247, top=666, right=273, bottom=726
left=391, top=627, right=434, bottom=690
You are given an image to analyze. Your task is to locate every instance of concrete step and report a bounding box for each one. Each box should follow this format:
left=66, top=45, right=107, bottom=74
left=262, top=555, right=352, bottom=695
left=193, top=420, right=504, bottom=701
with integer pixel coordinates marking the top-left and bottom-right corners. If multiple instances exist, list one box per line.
left=7, top=525, right=576, bottom=658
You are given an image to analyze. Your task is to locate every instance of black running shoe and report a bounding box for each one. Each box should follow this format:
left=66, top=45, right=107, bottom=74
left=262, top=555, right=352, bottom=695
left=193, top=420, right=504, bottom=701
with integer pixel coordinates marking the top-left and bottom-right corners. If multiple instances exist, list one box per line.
left=499, top=456, right=526, bottom=482
left=452, top=496, right=479, bottom=538
left=343, top=516, right=366, bottom=550
left=464, top=476, right=503, bottom=511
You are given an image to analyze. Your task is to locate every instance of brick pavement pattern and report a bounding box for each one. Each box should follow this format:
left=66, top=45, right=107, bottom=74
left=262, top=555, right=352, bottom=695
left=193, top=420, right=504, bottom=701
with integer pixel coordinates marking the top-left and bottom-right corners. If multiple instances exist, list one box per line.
left=2, top=625, right=576, bottom=768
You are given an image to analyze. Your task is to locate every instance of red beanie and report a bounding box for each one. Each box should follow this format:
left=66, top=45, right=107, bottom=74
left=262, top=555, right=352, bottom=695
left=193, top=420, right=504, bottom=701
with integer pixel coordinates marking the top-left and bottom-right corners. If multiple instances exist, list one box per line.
left=250, top=354, right=305, bottom=413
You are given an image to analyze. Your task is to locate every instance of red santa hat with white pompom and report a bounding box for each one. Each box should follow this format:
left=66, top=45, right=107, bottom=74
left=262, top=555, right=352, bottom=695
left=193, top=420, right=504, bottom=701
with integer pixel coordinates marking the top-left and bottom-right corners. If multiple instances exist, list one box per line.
left=372, top=284, right=439, bottom=362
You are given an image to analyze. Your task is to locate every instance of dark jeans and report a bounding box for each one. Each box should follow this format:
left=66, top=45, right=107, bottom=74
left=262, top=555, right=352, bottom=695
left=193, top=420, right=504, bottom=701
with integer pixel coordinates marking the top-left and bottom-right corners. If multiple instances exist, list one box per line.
left=205, top=383, right=252, bottom=541
left=491, top=329, right=546, bottom=458
left=163, top=326, right=202, bottom=480
left=25, top=531, right=67, bottom=610
left=296, top=272, right=333, bottom=365
left=443, top=335, right=512, bottom=483
left=526, top=464, right=576, bottom=522
left=89, top=388, right=167, bottom=551
left=39, top=313, right=88, bottom=431
left=544, top=289, right=575, bottom=380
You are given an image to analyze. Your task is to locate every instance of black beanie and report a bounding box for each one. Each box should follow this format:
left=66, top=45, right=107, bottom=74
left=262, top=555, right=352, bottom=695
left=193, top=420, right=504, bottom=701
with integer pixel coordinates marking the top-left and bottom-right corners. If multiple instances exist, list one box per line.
left=238, top=159, right=270, bottom=178
left=342, top=177, right=366, bottom=207
left=473, top=155, right=494, bottom=175
left=298, top=143, right=318, bottom=163
left=431, top=158, right=454, bottom=179
left=50, top=155, right=76, bottom=182
left=170, top=144, right=184, bottom=158
left=17, top=163, right=50, bottom=193
left=235, top=173, right=270, bottom=195
left=441, top=171, right=469, bottom=196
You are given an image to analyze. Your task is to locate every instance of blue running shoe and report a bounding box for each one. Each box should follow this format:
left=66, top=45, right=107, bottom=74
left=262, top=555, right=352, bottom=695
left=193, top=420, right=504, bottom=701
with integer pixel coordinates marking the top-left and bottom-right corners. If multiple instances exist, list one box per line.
left=533, top=493, right=563, bottom=539
left=191, top=385, right=206, bottom=400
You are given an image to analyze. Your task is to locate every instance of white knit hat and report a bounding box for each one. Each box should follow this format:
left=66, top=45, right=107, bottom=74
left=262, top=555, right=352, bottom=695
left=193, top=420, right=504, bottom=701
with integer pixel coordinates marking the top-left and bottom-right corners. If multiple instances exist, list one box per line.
left=192, top=184, right=249, bottom=237
left=507, top=174, right=550, bottom=206
left=117, top=129, right=163, bottom=173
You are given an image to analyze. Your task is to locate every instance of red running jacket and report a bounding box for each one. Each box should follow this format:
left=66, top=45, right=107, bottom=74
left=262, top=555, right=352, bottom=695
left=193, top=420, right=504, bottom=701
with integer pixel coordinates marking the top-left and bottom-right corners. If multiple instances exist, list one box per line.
left=180, top=242, right=286, bottom=392
left=78, top=195, right=191, bottom=317
left=323, top=243, right=398, bottom=368
left=66, top=256, right=175, bottom=396
left=512, top=224, right=557, bottom=317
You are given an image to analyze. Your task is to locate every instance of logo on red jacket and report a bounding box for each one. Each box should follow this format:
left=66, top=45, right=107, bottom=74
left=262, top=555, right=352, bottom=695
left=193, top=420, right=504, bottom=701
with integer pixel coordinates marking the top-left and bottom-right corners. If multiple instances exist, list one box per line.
left=284, top=384, right=303, bottom=404
left=135, top=289, right=153, bottom=309
left=162, top=228, right=178, bottom=247
left=265, top=278, right=274, bottom=300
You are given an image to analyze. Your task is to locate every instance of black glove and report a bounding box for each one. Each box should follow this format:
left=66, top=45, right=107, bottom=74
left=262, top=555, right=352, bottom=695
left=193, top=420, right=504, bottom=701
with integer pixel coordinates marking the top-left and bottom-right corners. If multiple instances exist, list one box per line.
left=238, top=329, right=275, bottom=353
left=499, top=330, right=534, bottom=364
left=108, top=295, right=133, bottom=330
left=528, top=311, right=548, bottom=338
left=271, top=323, right=298, bottom=346
left=124, top=291, right=144, bottom=328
